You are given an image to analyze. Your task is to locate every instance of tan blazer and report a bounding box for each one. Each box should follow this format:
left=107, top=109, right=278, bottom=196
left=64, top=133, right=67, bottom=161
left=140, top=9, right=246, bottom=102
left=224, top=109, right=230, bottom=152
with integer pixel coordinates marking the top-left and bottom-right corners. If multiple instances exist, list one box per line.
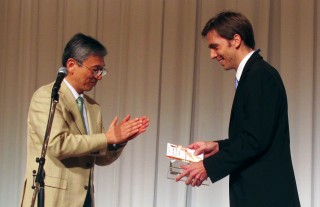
left=21, top=81, right=123, bottom=207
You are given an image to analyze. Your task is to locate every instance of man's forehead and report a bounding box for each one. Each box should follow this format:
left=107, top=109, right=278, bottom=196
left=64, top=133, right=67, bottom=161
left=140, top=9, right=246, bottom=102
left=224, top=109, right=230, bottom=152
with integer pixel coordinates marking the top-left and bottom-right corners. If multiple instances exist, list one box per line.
left=206, top=29, right=222, bottom=40
left=83, top=55, right=105, bottom=66
left=206, top=30, right=227, bottom=46
left=84, top=54, right=105, bottom=61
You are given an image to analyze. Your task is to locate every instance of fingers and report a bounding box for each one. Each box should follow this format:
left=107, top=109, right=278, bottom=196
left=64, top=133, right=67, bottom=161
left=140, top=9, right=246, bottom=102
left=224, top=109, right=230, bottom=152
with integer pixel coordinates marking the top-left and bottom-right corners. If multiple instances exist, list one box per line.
left=119, top=114, right=131, bottom=124
left=193, top=178, right=203, bottom=187
left=188, top=142, right=203, bottom=150
left=109, top=116, right=118, bottom=128
left=132, top=117, right=150, bottom=135
left=127, top=118, right=150, bottom=141
left=188, top=143, right=197, bottom=149
left=178, top=170, right=202, bottom=187
left=194, top=148, right=205, bottom=156
left=184, top=171, right=200, bottom=186
left=106, top=115, right=150, bottom=144
left=191, top=178, right=200, bottom=187
left=184, top=167, right=201, bottom=186
left=188, top=142, right=205, bottom=156
left=139, top=116, right=148, bottom=121
left=137, top=116, right=150, bottom=130
left=124, top=119, right=143, bottom=135
left=176, top=170, right=189, bottom=182
left=175, top=161, right=207, bottom=187
left=120, top=117, right=149, bottom=137
left=175, top=163, right=189, bottom=182
left=192, top=174, right=204, bottom=187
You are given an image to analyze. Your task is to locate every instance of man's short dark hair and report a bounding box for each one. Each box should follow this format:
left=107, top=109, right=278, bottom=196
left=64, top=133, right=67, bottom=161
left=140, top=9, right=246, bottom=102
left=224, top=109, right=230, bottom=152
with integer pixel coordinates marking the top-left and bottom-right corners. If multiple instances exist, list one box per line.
left=62, top=33, right=107, bottom=66
left=201, top=11, right=255, bottom=49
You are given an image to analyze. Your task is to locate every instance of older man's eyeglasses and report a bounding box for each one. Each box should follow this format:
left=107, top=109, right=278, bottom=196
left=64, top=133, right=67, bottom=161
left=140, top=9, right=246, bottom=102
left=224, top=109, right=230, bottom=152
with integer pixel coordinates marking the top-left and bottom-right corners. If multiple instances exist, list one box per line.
left=75, top=60, right=108, bottom=77
left=81, top=64, right=108, bottom=77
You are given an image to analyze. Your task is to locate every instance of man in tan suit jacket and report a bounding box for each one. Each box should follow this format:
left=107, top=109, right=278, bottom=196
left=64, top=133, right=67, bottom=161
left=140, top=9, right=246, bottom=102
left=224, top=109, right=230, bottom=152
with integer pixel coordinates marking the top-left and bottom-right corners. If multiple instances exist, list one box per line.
left=21, top=33, right=149, bottom=207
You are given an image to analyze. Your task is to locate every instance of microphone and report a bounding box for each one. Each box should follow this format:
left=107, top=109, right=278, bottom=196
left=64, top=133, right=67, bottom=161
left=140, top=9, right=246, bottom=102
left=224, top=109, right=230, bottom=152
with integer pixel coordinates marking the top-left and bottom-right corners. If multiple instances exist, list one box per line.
left=51, top=67, right=68, bottom=100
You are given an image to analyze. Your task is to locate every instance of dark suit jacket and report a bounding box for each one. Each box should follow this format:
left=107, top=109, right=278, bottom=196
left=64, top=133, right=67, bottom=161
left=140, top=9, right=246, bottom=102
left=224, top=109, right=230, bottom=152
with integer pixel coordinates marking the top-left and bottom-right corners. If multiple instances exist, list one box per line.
left=203, top=51, right=300, bottom=207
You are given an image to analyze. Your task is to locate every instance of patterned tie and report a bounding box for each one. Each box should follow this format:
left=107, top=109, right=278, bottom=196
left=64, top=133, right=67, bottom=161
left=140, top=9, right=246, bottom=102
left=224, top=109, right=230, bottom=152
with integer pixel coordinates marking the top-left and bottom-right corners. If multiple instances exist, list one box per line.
left=76, top=96, right=84, bottom=114
left=76, top=96, right=87, bottom=133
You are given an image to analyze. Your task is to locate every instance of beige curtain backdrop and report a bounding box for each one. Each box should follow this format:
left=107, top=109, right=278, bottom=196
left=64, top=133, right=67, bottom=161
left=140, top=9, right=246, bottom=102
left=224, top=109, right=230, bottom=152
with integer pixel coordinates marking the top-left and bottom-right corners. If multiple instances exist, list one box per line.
left=0, top=0, right=319, bottom=206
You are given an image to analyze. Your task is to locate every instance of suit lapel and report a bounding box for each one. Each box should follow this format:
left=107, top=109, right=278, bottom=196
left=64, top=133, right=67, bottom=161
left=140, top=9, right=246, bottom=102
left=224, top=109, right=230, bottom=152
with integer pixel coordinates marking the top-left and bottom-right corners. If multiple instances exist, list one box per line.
left=230, top=50, right=263, bottom=123
left=84, top=97, right=95, bottom=134
left=238, top=49, right=262, bottom=84
left=59, top=82, right=87, bottom=134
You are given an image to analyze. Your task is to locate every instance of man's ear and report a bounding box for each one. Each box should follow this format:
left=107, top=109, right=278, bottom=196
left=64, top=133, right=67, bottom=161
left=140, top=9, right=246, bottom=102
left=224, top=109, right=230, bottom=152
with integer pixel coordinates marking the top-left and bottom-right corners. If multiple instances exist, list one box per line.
left=233, top=34, right=242, bottom=49
left=66, top=58, right=77, bottom=75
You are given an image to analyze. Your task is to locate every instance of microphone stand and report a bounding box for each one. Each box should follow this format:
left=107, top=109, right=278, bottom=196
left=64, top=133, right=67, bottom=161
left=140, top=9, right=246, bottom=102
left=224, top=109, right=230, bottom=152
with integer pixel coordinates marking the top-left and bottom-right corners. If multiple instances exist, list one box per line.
left=30, top=93, right=59, bottom=207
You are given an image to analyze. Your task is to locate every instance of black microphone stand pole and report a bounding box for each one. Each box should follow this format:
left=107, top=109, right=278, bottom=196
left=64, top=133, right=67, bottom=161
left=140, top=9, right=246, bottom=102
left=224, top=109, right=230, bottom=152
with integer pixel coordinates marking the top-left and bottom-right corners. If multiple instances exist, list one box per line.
left=30, top=93, right=60, bottom=207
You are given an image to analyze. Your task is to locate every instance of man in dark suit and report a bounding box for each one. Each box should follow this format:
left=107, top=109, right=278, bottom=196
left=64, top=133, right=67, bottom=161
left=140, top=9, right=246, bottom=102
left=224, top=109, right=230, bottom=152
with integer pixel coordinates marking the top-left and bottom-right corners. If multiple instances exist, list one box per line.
left=176, top=11, right=300, bottom=207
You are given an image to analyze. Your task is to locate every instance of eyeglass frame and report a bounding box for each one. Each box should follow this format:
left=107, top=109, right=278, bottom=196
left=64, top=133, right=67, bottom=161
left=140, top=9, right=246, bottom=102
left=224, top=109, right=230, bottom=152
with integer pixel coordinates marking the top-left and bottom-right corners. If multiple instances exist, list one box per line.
left=74, top=59, right=108, bottom=78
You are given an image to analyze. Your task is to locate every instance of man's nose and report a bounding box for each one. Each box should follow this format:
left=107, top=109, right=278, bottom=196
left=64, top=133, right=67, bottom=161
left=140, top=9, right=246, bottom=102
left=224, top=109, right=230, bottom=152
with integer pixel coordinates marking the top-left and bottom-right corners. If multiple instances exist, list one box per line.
left=210, top=49, right=217, bottom=59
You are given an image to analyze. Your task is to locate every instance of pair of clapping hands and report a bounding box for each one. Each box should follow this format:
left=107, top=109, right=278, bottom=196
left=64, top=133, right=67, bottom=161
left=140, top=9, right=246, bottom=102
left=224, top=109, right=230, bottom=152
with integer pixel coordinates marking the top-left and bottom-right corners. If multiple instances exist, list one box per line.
left=105, top=115, right=150, bottom=145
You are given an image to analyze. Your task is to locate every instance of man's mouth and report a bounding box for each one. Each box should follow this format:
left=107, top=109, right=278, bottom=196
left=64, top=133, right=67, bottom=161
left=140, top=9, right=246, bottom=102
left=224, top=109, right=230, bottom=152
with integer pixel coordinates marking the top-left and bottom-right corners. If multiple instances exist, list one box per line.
left=217, top=57, right=224, bottom=65
left=90, top=81, right=97, bottom=86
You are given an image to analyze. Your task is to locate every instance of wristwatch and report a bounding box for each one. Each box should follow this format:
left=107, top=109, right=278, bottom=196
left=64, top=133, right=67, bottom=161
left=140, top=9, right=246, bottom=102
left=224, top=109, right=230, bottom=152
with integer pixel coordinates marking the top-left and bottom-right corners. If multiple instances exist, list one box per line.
left=107, top=142, right=127, bottom=151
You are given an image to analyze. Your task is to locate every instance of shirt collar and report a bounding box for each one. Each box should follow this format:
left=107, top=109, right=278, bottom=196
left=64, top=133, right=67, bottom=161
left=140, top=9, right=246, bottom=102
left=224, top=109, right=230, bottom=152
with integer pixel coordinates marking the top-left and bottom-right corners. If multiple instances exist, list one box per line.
left=236, top=50, right=255, bottom=81
left=63, top=79, right=83, bottom=100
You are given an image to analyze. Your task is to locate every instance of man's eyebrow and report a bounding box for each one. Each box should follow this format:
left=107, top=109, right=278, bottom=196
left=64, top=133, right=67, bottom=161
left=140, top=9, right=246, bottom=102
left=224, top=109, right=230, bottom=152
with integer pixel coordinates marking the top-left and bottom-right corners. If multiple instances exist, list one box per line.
left=208, top=44, right=218, bottom=49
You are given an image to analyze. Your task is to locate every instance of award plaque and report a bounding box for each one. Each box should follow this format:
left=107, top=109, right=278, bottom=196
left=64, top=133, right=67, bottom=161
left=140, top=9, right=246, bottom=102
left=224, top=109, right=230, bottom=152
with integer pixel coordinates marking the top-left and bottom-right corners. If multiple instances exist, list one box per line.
left=167, top=159, right=189, bottom=180
left=166, top=143, right=209, bottom=185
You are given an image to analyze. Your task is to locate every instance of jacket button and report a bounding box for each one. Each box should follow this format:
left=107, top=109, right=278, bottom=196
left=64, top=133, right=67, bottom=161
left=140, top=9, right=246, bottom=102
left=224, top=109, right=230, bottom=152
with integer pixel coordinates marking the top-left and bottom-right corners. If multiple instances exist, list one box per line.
left=84, top=185, right=88, bottom=190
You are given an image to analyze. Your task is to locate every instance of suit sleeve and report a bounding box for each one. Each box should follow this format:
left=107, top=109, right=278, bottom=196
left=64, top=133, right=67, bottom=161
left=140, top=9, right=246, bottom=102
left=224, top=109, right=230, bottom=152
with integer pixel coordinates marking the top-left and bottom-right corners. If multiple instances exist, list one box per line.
left=204, top=68, right=284, bottom=183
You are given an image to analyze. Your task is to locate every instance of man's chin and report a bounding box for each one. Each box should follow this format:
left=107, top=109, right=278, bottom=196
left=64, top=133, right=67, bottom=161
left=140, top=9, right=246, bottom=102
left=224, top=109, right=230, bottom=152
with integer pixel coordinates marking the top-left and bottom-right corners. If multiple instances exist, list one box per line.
left=89, top=82, right=97, bottom=88
left=222, top=66, right=231, bottom=70
left=84, top=85, right=95, bottom=92
left=222, top=65, right=235, bottom=71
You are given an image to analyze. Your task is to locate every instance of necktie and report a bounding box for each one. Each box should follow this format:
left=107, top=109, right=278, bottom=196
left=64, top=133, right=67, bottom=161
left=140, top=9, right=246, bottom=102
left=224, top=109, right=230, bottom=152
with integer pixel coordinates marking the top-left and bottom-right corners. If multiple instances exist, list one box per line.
left=235, top=78, right=239, bottom=89
left=76, top=96, right=87, bottom=133
left=76, top=96, right=84, bottom=115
